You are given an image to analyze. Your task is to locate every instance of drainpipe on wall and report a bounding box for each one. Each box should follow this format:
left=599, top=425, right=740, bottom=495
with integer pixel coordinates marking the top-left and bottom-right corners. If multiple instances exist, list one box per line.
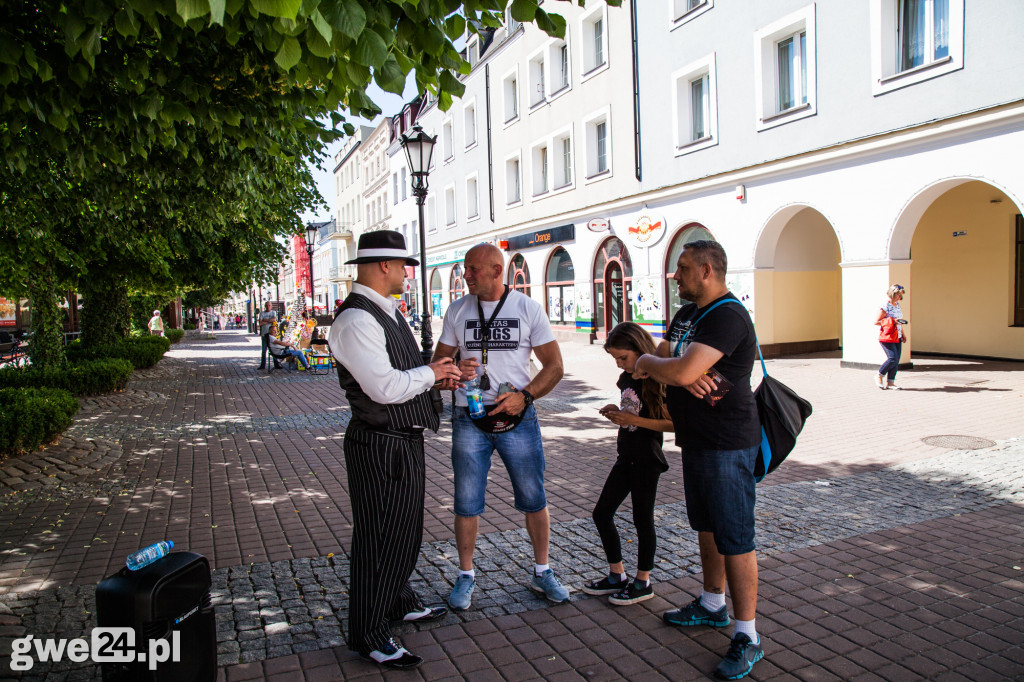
left=485, top=63, right=495, bottom=224
left=630, top=0, right=642, bottom=183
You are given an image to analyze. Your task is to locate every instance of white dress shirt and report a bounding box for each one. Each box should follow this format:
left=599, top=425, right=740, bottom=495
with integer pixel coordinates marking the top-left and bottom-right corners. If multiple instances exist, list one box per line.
left=329, top=283, right=434, bottom=404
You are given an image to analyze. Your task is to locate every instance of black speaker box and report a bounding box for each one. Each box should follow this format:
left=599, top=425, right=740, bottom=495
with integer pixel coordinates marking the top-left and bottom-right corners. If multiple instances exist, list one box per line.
left=95, top=552, right=216, bottom=682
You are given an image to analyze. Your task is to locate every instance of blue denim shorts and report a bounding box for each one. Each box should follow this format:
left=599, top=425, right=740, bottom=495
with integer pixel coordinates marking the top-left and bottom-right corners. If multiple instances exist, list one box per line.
left=451, top=405, right=547, bottom=516
left=681, top=445, right=758, bottom=556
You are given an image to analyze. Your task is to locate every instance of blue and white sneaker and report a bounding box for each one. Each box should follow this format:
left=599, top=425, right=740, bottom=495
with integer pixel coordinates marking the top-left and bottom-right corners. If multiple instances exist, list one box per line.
left=448, top=574, right=475, bottom=611
left=530, top=568, right=570, bottom=604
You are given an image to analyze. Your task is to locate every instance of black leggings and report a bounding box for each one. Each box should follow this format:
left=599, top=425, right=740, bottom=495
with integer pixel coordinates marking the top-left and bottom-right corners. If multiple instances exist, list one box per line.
left=592, top=458, right=662, bottom=572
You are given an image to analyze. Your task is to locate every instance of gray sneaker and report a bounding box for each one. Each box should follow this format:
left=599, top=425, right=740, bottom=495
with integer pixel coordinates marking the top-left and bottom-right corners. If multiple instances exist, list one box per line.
left=713, top=633, right=764, bottom=680
left=530, top=569, right=570, bottom=604
left=448, top=574, right=475, bottom=611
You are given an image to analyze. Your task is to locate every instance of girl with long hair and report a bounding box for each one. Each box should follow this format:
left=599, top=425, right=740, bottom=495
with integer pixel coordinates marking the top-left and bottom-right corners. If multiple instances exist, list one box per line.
left=582, top=322, right=673, bottom=605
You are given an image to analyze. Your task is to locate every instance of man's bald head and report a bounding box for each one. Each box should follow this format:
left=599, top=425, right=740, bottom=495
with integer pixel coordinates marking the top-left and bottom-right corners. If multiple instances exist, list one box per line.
left=464, top=243, right=506, bottom=301
left=466, top=243, right=504, bottom=267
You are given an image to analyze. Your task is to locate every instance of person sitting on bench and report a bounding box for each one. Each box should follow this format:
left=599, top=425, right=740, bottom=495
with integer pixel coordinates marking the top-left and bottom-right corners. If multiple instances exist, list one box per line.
left=268, top=325, right=311, bottom=370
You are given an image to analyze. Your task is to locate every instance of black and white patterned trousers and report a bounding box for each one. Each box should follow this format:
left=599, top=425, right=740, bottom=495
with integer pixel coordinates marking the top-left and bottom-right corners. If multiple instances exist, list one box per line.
left=343, top=426, right=427, bottom=654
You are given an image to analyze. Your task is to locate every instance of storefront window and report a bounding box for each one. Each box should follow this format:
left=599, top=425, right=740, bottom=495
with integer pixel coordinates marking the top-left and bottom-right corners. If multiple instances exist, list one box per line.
left=545, top=248, right=575, bottom=325
left=665, top=224, right=715, bottom=318
left=430, top=269, right=443, bottom=318
left=593, top=238, right=632, bottom=336
left=450, top=264, right=466, bottom=303
left=508, top=253, right=531, bottom=297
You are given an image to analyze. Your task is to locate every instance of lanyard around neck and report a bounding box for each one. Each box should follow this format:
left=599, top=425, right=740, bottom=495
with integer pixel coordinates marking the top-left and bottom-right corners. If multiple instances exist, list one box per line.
left=476, top=285, right=511, bottom=367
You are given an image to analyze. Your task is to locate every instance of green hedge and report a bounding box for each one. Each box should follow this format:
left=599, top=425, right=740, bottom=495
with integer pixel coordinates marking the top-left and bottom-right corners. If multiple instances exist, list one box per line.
left=0, top=358, right=133, bottom=396
left=66, top=336, right=171, bottom=369
left=182, top=322, right=196, bottom=330
left=165, top=328, right=185, bottom=344
left=0, top=387, right=79, bottom=455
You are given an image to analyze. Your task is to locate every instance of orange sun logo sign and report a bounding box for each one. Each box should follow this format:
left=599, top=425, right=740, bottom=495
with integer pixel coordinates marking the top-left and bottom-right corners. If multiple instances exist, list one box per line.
left=627, top=214, right=664, bottom=243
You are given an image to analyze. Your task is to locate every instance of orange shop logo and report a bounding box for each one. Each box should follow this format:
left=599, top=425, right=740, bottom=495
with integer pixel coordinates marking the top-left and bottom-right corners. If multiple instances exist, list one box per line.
left=627, top=214, right=664, bottom=243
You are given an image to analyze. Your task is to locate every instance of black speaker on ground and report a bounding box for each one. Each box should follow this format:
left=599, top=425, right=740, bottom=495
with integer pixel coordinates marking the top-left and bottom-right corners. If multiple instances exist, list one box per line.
left=95, top=552, right=216, bottom=682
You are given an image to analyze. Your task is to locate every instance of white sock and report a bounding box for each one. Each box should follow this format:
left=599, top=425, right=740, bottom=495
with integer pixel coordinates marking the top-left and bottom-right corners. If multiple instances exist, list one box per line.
left=459, top=569, right=475, bottom=579
left=636, top=578, right=650, bottom=587
left=609, top=571, right=627, bottom=583
left=534, top=563, right=550, bottom=576
left=733, top=618, right=759, bottom=645
left=700, top=590, right=726, bottom=611
left=403, top=607, right=431, bottom=621
left=370, top=645, right=408, bottom=662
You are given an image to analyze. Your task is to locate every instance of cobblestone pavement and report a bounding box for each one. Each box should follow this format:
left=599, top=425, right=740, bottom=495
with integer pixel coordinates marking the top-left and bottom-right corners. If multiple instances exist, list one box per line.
left=1, top=330, right=1022, bottom=680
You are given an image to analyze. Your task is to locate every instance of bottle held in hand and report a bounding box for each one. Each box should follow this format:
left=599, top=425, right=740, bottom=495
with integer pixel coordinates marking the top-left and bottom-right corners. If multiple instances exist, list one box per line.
left=125, top=540, right=174, bottom=571
left=465, top=377, right=486, bottom=419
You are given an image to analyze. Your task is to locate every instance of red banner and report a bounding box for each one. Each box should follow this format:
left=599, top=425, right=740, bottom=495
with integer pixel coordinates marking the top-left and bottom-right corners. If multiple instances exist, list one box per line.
left=293, top=235, right=312, bottom=293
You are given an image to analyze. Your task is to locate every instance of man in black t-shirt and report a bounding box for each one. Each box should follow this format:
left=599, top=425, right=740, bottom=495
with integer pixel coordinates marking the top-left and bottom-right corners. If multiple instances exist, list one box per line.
left=634, top=240, right=764, bottom=680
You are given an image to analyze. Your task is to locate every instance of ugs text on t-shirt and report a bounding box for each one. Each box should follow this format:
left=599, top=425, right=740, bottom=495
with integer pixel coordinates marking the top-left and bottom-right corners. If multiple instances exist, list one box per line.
left=464, top=319, right=521, bottom=350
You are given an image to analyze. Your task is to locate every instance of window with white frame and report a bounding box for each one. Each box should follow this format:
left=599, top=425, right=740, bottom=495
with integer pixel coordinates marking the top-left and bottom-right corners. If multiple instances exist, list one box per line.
left=464, top=101, right=477, bottom=148
left=581, top=8, right=607, bottom=76
left=871, top=0, right=962, bottom=94
left=466, top=38, right=479, bottom=68
left=444, top=185, right=456, bottom=226
left=753, top=5, right=816, bottom=130
left=400, top=168, right=407, bottom=201
left=392, top=173, right=399, bottom=204
left=505, top=155, right=522, bottom=204
left=584, top=110, right=611, bottom=178
left=442, top=118, right=454, bottom=160
left=532, top=143, right=548, bottom=196
left=505, top=7, right=522, bottom=33
left=776, top=30, right=807, bottom=112
left=672, top=54, right=717, bottom=153
left=549, top=40, right=570, bottom=94
left=503, top=70, right=519, bottom=123
left=466, top=175, right=479, bottom=219
left=554, top=132, right=573, bottom=189
left=673, top=0, right=711, bottom=23
left=529, top=52, right=546, bottom=107
left=426, top=197, right=437, bottom=232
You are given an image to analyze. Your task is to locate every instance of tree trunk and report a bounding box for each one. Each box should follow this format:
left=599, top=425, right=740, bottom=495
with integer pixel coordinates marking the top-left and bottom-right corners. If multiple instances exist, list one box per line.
left=27, top=267, right=65, bottom=369
left=80, top=277, right=131, bottom=347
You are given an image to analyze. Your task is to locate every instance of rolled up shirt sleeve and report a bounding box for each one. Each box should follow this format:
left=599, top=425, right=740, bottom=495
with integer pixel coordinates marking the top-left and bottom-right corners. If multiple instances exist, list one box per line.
left=330, top=309, right=435, bottom=404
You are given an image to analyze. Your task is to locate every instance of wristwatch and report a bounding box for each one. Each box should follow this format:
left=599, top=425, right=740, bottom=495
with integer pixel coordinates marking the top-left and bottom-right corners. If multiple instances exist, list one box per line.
left=520, top=389, right=535, bottom=408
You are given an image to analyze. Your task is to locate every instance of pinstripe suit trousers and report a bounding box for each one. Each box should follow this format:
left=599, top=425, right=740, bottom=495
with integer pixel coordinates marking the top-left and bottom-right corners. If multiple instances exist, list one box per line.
left=344, top=426, right=426, bottom=654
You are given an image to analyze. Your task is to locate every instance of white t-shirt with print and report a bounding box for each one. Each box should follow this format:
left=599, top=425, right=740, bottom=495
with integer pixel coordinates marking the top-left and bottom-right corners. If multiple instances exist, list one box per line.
left=439, top=289, right=556, bottom=406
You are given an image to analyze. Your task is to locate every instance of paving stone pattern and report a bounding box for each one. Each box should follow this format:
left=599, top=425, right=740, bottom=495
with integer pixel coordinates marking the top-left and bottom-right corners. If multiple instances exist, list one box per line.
left=3, top=441, right=1021, bottom=678
left=2, top=331, right=1023, bottom=681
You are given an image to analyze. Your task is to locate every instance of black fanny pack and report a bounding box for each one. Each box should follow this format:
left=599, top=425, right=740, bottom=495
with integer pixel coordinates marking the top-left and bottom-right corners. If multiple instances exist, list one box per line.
left=467, top=406, right=523, bottom=433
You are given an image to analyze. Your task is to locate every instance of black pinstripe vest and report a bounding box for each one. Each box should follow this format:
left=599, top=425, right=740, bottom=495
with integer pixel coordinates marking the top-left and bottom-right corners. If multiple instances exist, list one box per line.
left=336, top=293, right=440, bottom=433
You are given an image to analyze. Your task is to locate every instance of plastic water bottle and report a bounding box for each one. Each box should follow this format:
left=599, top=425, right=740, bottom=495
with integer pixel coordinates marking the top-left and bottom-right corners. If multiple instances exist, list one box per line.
left=125, top=540, right=174, bottom=571
left=465, top=377, right=486, bottom=419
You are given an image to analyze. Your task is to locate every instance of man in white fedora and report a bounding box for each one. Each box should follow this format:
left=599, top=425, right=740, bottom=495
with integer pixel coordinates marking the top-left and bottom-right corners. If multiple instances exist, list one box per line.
left=329, top=230, right=462, bottom=670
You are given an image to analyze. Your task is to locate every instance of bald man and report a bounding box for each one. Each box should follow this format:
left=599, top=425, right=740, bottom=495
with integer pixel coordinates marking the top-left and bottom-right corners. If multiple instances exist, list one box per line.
left=432, top=244, right=567, bottom=610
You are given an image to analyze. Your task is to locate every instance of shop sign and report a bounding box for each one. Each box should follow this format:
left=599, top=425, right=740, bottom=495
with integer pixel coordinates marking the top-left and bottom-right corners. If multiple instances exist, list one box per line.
left=0, top=298, right=15, bottom=326
left=506, top=224, right=575, bottom=252
left=624, top=211, right=666, bottom=249
left=426, top=247, right=471, bottom=268
left=587, top=218, right=610, bottom=233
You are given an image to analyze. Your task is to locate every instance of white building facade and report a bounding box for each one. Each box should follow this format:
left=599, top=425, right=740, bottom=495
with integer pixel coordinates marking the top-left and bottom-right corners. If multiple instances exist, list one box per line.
left=340, top=0, right=1024, bottom=365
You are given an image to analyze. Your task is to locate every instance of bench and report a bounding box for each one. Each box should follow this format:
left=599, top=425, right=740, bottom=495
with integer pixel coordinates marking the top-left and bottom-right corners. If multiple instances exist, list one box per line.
left=0, top=341, right=26, bottom=368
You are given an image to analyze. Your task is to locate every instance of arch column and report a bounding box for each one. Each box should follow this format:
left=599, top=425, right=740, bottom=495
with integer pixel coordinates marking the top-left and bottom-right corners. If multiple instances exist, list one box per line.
left=839, top=259, right=912, bottom=369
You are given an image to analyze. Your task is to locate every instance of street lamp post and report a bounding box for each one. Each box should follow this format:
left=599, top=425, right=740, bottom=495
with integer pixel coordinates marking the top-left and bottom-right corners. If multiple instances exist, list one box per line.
left=400, top=124, right=438, bottom=365
left=305, top=223, right=319, bottom=318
